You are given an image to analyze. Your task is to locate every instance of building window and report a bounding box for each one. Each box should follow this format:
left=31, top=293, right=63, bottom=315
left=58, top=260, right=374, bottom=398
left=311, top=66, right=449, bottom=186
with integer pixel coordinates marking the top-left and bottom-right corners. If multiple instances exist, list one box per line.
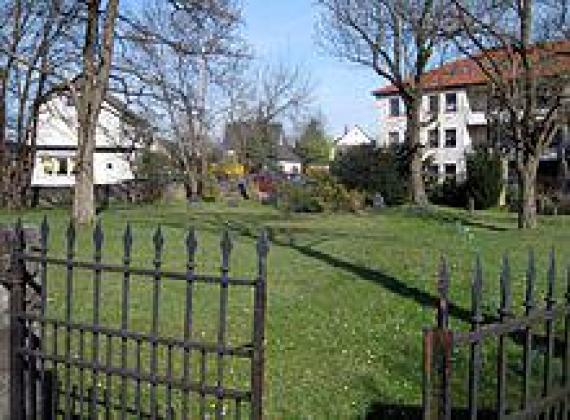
left=428, top=95, right=439, bottom=114
left=445, top=93, right=457, bottom=112
left=445, top=164, right=456, bottom=177
left=388, top=131, right=400, bottom=144
left=389, top=97, right=401, bottom=117
left=428, top=165, right=439, bottom=178
left=42, top=157, right=54, bottom=175
left=56, top=158, right=68, bottom=175
left=428, top=129, right=439, bottom=148
left=445, top=129, right=457, bottom=148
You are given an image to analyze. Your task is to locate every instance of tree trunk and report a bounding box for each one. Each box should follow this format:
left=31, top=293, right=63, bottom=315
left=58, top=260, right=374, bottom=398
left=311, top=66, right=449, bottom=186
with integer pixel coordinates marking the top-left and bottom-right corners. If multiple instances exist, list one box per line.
left=407, top=98, right=428, bottom=205
left=73, top=125, right=96, bottom=224
left=518, top=160, right=538, bottom=229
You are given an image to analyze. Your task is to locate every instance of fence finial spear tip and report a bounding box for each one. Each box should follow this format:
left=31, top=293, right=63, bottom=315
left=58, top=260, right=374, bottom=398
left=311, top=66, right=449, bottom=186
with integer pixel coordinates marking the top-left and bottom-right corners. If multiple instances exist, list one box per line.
left=220, top=228, right=233, bottom=254
left=124, top=223, right=133, bottom=250
left=500, top=253, right=512, bottom=313
left=93, top=219, right=104, bottom=247
left=257, top=229, right=270, bottom=257
left=186, top=227, right=197, bottom=253
left=153, top=225, right=164, bottom=250
left=438, top=255, right=449, bottom=298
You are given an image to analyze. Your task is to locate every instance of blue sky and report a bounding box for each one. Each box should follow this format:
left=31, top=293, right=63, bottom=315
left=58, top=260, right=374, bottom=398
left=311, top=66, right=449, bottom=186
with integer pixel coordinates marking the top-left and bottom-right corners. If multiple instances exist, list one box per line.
left=243, top=0, right=383, bottom=138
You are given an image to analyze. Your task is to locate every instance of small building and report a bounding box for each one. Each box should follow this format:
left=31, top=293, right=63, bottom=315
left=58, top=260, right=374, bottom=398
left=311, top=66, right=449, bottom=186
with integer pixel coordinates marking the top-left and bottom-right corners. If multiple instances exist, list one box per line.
left=275, top=145, right=301, bottom=175
left=332, top=126, right=376, bottom=160
left=31, top=94, right=149, bottom=190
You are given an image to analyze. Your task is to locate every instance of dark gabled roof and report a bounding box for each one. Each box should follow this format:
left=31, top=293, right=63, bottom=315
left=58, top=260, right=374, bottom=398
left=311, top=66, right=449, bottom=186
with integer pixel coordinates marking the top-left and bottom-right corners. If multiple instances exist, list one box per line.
left=275, top=145, right=300, bottom=162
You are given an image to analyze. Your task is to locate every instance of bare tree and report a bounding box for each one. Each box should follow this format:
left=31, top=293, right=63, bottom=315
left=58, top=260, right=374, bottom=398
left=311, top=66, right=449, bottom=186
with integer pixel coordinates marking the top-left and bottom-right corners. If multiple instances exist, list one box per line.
left=0, top=0, right=80, bottom=208
left=316, top=0, right=453, bottom=205
left=67, top=0, right=120, bottom=224
left=117, top=0, right=247, bottom=198
left=451, top=0, right=570, bottom=228
left=226, top=63, right=314, bottom=169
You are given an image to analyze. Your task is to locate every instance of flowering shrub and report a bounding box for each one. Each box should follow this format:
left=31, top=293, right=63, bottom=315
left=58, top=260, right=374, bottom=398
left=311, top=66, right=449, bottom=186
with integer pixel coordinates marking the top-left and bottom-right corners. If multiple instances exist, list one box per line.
left=276, top=172, right=364, bottom=213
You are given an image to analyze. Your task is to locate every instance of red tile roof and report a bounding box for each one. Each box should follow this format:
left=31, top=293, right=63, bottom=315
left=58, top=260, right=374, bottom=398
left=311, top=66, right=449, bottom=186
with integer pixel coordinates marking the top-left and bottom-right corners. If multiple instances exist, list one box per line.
left=373, top=40, right=570, bottom=97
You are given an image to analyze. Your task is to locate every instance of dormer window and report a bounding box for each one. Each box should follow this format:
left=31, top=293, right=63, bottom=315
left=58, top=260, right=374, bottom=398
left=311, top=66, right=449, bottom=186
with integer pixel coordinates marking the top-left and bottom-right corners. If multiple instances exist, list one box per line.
left=445, top=93, right=457, bottom=113
left=389, top=97, right=401, bottom=117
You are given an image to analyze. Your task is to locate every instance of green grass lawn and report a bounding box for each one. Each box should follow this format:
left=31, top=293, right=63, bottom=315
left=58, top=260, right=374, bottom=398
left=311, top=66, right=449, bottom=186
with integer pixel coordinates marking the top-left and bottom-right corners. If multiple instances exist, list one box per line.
left=1, top=202, right=569, bottom=418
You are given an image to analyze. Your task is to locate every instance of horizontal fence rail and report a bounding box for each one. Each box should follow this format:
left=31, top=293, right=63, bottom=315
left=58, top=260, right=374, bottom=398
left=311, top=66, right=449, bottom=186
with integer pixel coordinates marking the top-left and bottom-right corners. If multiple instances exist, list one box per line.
left=423, top=250, right=570, bottom=420
left=4, top=217, right=269, bottom=420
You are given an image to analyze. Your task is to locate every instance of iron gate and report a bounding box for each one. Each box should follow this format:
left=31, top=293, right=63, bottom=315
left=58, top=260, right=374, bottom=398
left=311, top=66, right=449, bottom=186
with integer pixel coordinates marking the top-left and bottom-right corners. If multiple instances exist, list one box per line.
left=3, top=218, right=268, bottom=419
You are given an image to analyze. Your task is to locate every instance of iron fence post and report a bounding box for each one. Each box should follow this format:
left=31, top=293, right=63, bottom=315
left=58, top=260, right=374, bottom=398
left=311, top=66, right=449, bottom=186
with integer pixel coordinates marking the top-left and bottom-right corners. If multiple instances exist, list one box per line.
left=9, top=222, right=26, bottom=420
left=252, top=231, right=269, bottom=420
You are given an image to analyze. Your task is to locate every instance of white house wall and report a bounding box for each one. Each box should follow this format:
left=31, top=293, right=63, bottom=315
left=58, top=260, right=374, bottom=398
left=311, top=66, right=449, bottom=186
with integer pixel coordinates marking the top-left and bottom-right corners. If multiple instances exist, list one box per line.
left=377, top=89, right=482, bottom=176
left=32, top=96, right=136, bottom=187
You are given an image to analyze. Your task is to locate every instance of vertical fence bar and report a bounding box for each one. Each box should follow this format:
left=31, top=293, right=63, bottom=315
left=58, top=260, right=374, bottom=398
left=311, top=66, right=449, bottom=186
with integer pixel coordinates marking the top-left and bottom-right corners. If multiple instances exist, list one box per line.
left=151, top=227, right=164, bottom=419
left=78, top=326, right=85, bottom=416
left=166, top=344, right=173, bottom=419
left=543, top=249, right=556, bottom=413
left=41, top=369, right=54, bottom=419
left=39, top=217, right=49, bottom=416
left=436, top=257, right=452, bottom=420
left=105, top=334, right=112, bottom=419
left=10, top=220, right=26, bottom=420
left=563, top=262, right=570, bottom=420
left=135, top=338, right=142, bottom=418
left=522, top=249, right=536, bottom=410
left=64, top=221, right=75, bottom=419
left=216, top=230, right=233, bottom=419
left=182, top=229, right=197, bottom=420
left=251, top=231, right=269, bottom=420
left=120, top=224, right=132, bottom=420
left=200, top=348, right=206, bottom=419
left=497, top=254, right=512, bottom=419
left=423, top=329, right=433, bottom=420
left=91, top=220, right=104, bottom=418
left=469, top=256, right=483, bottom=420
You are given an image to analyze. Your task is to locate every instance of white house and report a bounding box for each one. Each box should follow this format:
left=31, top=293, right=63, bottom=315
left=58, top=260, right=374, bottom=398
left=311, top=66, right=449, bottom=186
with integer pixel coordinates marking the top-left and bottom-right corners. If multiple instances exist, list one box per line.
left=373, top=40, right=569, bottom=180
left=275, top=145, right=301, bottom=175
left=373, top=59, right=487, bottom=179
left=332, top=125, right=375, bottom=159
left=31, top=94, right=146, bottom=188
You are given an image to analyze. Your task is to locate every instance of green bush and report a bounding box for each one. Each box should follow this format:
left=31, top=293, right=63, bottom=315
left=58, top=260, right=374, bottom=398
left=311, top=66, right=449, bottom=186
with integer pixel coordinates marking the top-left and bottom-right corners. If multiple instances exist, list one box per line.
left=429, top=177, right=467, bottom=207
left=202, top=174, right=221, bottom=202
left=331, top=145, right=408, bottom=205
left=276, top=172, right=364, bottom=213
left=277, top=181, right=322, bottom=213
left=465, top=148, right=503, bottom=210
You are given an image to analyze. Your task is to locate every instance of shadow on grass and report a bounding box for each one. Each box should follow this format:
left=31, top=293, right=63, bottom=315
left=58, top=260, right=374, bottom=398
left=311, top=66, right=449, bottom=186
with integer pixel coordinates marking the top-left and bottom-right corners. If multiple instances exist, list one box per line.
left=403, top=206, right=512, bottom=232
left=228, top=220, right=475, bottom=324
left=360, top=402, right=497, bottom=419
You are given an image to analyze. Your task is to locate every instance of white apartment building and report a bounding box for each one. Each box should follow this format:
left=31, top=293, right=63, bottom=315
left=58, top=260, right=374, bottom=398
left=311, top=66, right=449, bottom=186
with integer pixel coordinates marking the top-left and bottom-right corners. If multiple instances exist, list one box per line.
left=374, top=56, right=491, bottom=180
left=373, top=42, right=569, bottom=180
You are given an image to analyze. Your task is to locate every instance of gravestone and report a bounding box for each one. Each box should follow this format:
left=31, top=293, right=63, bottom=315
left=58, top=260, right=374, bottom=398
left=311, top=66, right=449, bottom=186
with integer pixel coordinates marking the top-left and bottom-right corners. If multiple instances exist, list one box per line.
left=373, top=193, right=385, bottom=210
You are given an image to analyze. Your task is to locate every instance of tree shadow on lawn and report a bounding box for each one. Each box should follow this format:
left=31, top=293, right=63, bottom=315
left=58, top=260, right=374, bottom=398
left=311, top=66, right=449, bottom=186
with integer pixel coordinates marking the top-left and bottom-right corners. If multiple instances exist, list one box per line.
left=360, top=401, right=497, bottom=419
left=402, top=206, right=512, bottom=232
left=228, top=220, right=475, bottom=324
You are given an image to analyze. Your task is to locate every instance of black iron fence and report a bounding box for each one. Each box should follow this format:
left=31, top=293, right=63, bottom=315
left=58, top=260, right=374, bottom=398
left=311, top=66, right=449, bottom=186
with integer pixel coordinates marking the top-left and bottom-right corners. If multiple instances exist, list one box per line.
left=423, top=251, right=570, bottom=419
left=4, top=218, right=269, bottom=419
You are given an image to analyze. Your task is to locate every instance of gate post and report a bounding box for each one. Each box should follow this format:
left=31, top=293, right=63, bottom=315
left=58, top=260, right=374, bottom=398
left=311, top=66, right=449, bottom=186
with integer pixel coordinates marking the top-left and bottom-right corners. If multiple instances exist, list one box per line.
left=0, top=223, right=27, bottom=420
left=423, top=257, right=453, bottom=420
